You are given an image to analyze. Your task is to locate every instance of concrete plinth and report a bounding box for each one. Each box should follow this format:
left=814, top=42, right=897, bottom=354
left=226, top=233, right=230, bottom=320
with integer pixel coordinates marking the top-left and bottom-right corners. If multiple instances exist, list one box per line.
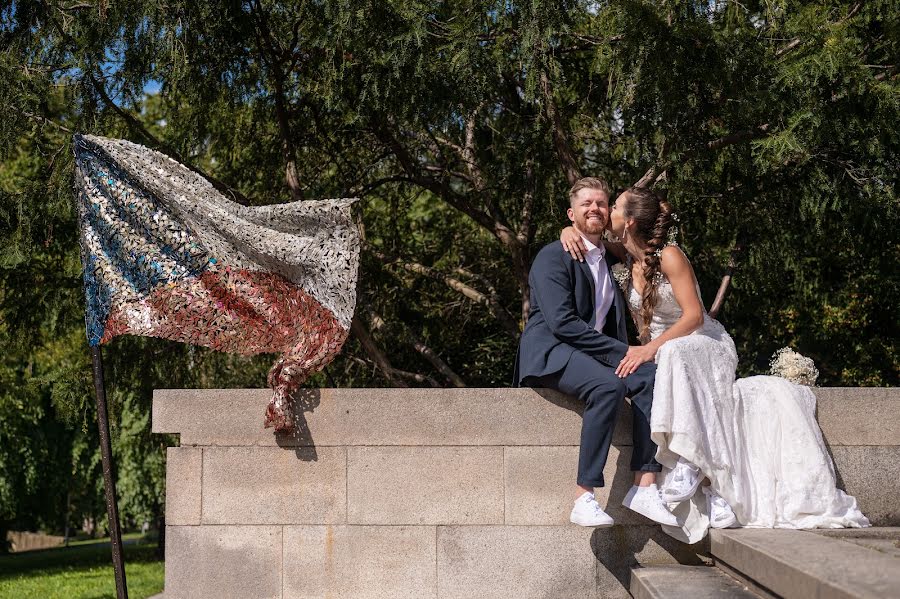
left=153, top=387, right=899, bottom=598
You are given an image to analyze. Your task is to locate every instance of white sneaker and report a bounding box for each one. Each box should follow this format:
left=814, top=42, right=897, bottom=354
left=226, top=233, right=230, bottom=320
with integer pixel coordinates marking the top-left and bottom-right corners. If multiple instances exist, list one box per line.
left=703, top=486, right=737, bottom=529
left=570, top=492, right=615, bottom=527
left=662, top=458, right=702, bottom=503
left=622, top=484, right=679, bottom=526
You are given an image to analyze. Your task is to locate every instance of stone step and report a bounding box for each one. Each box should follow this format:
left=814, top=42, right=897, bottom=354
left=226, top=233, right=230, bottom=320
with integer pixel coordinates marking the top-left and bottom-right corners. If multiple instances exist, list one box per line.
left=813, top=526, right=900, bottom=558
left=630, top=565, right=761, bottom=599
left=710, top=528, right=900, bottom=599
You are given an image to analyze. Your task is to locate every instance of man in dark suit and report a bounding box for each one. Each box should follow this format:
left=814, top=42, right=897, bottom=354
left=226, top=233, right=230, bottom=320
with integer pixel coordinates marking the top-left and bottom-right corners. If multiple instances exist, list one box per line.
left=516, top=177, right=677, bottom=528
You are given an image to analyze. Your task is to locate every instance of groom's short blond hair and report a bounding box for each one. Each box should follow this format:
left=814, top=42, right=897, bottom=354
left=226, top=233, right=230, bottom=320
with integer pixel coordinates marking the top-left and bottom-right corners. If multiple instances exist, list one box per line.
left=569, top=177, right=612, bottom=206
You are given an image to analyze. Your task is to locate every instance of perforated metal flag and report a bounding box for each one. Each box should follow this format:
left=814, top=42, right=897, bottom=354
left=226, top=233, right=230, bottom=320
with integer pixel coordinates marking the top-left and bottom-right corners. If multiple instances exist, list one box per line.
left=73, top=134, right=360, bottom=431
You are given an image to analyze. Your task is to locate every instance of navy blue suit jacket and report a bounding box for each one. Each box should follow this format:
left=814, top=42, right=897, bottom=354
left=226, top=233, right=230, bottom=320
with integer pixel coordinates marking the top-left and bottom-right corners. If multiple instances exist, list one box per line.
left=515, top=240, right=629, bottom=385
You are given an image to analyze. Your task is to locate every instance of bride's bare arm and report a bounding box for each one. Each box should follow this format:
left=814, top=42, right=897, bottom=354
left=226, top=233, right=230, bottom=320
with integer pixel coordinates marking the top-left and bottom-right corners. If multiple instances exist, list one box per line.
left=615, top=246, right=705, bottom=377
left=560, top=226, right=586, bottom=261
left=560, top=227, right=626, bottom=263
left=645, top=246, right=705, bottom=349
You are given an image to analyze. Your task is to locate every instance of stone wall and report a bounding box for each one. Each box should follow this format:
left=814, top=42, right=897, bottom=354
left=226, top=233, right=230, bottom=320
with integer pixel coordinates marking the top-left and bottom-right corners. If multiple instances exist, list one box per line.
left=152, top=387, right=899, bottom=598
left=6, top=531, right=64, bottom=552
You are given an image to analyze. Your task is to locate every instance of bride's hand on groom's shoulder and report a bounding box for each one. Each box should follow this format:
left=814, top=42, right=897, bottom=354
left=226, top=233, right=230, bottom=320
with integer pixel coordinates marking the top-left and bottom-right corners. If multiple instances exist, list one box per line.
left=615, top=344, right=657, bottom=377
left=560, top=226, right=586, bottom=261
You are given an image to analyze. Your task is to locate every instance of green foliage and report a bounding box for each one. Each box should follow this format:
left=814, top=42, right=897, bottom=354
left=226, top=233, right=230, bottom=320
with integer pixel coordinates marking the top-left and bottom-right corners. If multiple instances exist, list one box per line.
left=0, top=0, right=897, bottom=538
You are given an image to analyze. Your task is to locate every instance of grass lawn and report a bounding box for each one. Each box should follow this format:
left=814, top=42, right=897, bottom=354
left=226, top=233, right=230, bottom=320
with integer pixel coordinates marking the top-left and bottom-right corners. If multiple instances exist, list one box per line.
left=0, top=533, right=163, bottom=599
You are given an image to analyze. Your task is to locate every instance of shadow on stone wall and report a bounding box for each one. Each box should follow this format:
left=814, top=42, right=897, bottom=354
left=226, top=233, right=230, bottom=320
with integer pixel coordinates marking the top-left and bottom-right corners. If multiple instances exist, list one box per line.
left=593, top=450, right=709, bottom=589
left=534, top=387, right=585, bottom=415
left=534, top=387, right=709, bottom=589
left=275, top=389, right=321, bottom=461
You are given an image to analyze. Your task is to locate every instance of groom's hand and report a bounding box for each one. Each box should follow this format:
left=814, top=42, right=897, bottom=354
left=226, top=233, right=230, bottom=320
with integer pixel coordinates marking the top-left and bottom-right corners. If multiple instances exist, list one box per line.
left=615, top=344, right=657, bottom=377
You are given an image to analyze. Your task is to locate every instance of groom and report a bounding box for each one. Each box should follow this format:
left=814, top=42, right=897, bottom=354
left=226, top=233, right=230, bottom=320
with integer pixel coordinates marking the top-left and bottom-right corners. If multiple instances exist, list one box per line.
left=515, top=177, right=677, bottom=528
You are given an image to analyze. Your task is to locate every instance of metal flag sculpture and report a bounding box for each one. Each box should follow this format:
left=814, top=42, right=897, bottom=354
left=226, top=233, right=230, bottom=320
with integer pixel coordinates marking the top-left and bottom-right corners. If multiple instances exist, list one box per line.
left=74, top=133, right=360, bottom=598
left=74, top=134, right=360, bottom=429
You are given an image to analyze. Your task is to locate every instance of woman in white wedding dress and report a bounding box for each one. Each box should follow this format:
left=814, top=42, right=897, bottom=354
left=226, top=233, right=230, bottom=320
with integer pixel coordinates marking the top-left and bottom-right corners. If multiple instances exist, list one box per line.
left=561, top=187, right=869, bottom=543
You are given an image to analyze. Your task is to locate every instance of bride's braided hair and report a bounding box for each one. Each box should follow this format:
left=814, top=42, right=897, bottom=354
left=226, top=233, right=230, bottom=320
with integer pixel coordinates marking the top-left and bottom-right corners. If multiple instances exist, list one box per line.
left=622, top=187, right=676, bottom=342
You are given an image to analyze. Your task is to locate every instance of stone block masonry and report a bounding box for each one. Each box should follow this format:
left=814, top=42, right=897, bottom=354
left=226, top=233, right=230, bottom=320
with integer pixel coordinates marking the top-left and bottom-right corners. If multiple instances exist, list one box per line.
left=153, top=387, right=899, bottom=598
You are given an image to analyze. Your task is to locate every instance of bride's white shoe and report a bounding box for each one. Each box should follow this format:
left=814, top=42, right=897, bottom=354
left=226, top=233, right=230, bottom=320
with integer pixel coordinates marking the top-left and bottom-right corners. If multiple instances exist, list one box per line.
left=622, top=483, right=679, bottom=526
left=703, top=486, right=737, bottom=529
left=662, top=458, right=702, bottom=503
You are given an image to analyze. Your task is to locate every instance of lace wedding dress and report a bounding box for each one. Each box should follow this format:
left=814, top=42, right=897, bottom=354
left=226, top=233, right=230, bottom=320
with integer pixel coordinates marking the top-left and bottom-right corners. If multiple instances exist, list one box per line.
left=626, top=255, right=870, bottom=543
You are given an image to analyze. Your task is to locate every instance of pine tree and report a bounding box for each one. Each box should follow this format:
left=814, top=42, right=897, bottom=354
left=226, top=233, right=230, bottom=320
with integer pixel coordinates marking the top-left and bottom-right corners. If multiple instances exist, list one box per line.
left=0, top=0, right=897, bottom=539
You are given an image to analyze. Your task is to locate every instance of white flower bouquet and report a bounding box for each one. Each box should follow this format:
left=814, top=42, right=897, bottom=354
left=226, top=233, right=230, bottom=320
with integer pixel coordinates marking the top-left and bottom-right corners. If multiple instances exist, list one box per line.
left=769, top=347, right=819, bottom=386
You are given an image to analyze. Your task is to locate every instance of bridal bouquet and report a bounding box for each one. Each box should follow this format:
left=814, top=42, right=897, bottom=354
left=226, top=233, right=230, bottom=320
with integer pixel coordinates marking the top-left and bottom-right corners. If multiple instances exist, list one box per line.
left=769, top=347, right=819, bottom=386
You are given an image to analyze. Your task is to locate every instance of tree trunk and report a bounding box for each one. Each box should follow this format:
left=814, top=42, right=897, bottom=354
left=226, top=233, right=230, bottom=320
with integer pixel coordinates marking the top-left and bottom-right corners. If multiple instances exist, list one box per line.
left=272, top=73, right=304, bottom=202
left=156, top=514, right=165, bottom=560
left=0, top=521, right=9, bottom=554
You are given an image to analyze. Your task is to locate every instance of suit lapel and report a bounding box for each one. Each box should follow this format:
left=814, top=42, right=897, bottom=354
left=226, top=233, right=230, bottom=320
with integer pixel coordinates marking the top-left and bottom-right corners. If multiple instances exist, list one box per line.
left=577, top=258, right=595, bottom=298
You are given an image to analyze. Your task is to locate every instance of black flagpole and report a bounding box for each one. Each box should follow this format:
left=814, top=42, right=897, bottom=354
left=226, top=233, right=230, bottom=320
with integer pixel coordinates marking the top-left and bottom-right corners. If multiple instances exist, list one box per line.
left=90, top=345, right=128, bottom=599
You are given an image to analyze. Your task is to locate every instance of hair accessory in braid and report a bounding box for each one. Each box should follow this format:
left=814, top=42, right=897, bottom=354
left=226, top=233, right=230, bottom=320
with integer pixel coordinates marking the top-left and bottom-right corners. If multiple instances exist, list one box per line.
left=653, top=213, right=680, bottom=257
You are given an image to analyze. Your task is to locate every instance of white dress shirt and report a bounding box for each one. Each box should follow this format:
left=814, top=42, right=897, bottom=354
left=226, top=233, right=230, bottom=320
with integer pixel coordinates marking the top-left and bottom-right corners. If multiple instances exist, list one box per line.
left=581, top=236, right=616, bottom=332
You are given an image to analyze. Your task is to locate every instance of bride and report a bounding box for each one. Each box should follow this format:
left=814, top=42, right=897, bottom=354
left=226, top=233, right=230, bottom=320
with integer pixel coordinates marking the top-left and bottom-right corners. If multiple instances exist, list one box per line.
left=560, top=186, right=869, bottom=543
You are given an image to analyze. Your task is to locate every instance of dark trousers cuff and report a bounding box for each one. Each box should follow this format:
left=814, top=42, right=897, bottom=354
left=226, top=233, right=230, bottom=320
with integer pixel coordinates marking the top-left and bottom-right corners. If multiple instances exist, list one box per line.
left=577, top=477, right=606, bottom=488
left=633, top=463, right=663, bottom=473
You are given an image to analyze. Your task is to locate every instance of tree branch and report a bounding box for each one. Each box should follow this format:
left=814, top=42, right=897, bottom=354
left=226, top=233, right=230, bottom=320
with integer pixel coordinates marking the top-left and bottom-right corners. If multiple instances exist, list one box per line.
left=517, top=159, right=536, bottom=244
left=349, top=174, right=411, bottom=197
left=372, top=121, right=496, bottom=231
left=250, top=0, right=304, bottom=201
left=369, top=247, right=520, bottom=339
left=776, top=2, right=864, bottom=58
left=632, top=125, right=771, bottom=188
left=706, top=124, right=771, bottom=152
left=539, top=69, right=581, bottom=185
left=350, top=315, right=409, bottom=387
left=88, top=72, right=253, bottom=205
left=347, top=355, right=439, bottom=387
left=368, top=311, right=466, bottom=387
left=387, top=367, right=441, bottom=387
left=708, top=242, right=744, bottom=320
left=633, top=163, right=666, bottom=189
left=20, top=109, right=73, bottom=134
left=462, top=110, right=487, bottom=191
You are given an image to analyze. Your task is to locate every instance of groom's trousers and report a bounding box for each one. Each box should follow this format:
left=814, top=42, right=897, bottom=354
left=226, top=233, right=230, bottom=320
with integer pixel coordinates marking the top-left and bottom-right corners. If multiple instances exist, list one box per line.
left=532, top=349, right=661, bottom=487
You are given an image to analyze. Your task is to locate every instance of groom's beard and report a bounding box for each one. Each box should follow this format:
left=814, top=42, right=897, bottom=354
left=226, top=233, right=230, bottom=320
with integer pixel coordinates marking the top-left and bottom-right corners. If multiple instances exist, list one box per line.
left=574, top=214, right=607, bottom=236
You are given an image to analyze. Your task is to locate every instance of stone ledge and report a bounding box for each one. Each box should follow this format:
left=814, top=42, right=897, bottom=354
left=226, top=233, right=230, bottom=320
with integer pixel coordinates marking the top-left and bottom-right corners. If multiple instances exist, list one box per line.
left=152, top=387, right=629, bottom=447
left=437, top=524, right=709, bottom=599
left=161, top=524, right=710, bottom=599
left=152, top=387, right=899, bottom=448
left=815, top=387, right=900, bottom=446
left=504, top=446, right=658, bottom=526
